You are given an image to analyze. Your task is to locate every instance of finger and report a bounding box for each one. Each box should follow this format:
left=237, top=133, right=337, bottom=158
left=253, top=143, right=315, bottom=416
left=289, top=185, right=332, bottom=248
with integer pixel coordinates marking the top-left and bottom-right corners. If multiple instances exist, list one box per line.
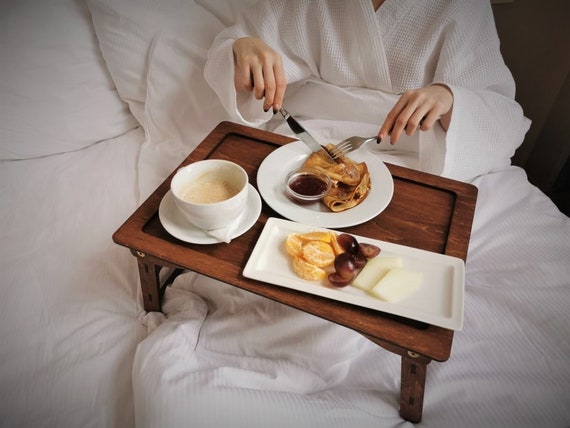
left=234, top=63, right=253, bottom=91
left=261, top=62, right=276, bottom=111
left=272, top=62, right=287, bottom=112
left=378, top=117, right=394, bottom=142
left=390, top=106, right=416, bottom=143
left=379, top=91, right=416, bottom=143
left=388, top=117, right=406, bottom=144
left=404, top=107, right=429, bottom=136
left=392, top=91, right=433, bottom=141
left=251, top=66, right=265, bottom=100
left=378, top=103, right=403, bottom=141
left=419, top=110, right=441, bottom=131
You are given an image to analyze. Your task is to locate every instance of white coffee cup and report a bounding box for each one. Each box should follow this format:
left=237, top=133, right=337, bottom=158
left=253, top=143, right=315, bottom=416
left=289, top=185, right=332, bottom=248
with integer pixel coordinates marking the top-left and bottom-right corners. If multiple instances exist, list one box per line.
left=171, top=159, right=249, bottom=230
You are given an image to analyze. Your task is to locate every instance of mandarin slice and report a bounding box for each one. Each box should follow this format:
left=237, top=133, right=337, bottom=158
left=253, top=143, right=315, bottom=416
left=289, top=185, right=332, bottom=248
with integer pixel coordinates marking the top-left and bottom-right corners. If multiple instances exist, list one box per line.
left=301, top=240, right=335, bottom=268
left=329, top=232, right=344, bottom=256
left=285, top=233, right=304, bottom=257
left=298, top=231, right=331, bottom=243
left=292, top=256, right=327, bottom=281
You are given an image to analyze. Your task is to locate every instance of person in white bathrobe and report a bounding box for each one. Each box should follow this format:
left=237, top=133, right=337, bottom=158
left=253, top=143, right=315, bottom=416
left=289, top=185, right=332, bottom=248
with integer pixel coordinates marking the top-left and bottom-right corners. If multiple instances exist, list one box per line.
left=204, top=0, right=530, bottom=183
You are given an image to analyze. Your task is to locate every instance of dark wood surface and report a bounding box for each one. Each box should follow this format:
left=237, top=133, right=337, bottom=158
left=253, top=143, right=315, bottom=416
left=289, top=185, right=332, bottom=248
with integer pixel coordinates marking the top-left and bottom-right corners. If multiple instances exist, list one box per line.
left=113, top=121, right=477, bottom=362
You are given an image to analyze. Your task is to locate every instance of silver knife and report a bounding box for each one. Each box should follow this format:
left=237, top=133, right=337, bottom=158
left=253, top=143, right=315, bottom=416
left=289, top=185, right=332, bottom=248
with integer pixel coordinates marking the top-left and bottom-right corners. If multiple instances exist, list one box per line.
left=278, top=107, right=336, bottom=162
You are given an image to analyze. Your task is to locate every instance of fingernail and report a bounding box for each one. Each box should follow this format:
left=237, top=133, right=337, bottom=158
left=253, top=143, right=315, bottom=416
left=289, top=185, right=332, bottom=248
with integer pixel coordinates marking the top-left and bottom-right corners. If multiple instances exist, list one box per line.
left=376, top=137, right=382, bottom=144
left=273, top=108, right=278, bottom=115
left=263, top=108, right=269, bottom=113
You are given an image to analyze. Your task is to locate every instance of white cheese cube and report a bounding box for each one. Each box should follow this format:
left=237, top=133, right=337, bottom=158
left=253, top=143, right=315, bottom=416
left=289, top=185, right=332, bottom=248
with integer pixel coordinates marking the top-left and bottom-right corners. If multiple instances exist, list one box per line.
left=370, top=267, right=422, bottom=302
left=352, top=256, right=403, bottom=291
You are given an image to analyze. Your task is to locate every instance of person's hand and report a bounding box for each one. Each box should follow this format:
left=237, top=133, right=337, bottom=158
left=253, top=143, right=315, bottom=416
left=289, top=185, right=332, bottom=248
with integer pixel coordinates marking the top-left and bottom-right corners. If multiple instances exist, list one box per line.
left=232, top=37, right=287, bottom=112
left=378, top=84, right=453, bottom=144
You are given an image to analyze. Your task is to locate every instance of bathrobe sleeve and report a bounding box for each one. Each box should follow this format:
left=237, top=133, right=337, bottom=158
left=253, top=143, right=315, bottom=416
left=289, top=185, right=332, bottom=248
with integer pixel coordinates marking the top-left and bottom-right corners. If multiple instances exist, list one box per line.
left=203, top=0, right=314, bottom=126
left=425, top=1, right=530, bottom=181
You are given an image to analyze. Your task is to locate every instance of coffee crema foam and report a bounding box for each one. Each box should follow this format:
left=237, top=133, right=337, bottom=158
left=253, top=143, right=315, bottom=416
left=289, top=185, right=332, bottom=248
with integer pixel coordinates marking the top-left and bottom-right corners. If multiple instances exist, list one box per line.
left=180, top=178, right=240, bottom=204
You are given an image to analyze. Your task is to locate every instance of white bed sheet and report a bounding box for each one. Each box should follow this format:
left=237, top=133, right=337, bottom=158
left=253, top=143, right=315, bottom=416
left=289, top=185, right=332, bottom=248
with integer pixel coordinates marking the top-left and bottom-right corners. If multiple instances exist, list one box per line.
left=0, top=128, right=147, bottom=427
left=132, top=164, right=570, bottom=428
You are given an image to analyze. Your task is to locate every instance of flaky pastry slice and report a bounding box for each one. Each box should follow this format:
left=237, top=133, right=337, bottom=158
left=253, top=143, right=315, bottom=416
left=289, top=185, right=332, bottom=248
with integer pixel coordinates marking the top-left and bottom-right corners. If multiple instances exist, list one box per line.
left=301, top=144, right=371, bottom=212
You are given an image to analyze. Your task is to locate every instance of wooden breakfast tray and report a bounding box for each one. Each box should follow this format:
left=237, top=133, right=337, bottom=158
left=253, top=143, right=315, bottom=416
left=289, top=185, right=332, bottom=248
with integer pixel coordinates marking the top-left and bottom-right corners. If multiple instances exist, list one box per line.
left=113, top=121, right=478, bottom=422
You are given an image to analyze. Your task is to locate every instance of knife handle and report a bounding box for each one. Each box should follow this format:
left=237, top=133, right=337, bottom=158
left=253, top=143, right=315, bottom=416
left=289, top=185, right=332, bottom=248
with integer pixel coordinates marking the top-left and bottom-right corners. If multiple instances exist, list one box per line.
left=279, top=107, right=304, bottom=135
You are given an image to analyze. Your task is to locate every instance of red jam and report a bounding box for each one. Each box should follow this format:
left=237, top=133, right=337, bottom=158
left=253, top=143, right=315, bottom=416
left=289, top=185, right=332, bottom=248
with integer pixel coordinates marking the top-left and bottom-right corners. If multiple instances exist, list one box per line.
left=289, top=174, right=328, bottom=197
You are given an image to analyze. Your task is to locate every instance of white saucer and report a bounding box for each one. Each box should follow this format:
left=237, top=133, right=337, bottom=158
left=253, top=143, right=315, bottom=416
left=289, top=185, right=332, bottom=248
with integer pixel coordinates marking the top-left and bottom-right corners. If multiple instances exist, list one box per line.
left=159, top=184, right=262, bottom=244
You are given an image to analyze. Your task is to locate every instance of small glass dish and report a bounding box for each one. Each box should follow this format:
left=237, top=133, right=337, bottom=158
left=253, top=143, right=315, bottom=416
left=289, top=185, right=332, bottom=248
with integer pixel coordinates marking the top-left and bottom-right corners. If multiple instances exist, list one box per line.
left=285, top=168, right=332, bottom=204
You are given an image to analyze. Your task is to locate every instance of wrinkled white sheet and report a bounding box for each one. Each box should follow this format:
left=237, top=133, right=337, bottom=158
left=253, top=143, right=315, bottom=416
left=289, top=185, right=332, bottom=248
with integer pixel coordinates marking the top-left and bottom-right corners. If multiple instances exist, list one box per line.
left=0, top=128, right=147, bottom=427
left=133, top=163, right=570, bottom=428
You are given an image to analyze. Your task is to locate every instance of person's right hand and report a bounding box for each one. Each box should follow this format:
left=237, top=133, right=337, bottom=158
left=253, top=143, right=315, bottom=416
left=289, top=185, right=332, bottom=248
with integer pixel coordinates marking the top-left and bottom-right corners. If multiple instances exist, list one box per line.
left=232, top=37, right=287, bottom=113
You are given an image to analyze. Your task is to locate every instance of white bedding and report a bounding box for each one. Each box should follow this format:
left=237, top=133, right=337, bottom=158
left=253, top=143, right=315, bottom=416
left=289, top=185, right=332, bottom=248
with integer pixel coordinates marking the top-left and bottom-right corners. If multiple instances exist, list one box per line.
left=1, top=1, right=568, bottom=427
left=132, top=163, right=570, bottom=428
left=0, top=128, right=146, bottom=426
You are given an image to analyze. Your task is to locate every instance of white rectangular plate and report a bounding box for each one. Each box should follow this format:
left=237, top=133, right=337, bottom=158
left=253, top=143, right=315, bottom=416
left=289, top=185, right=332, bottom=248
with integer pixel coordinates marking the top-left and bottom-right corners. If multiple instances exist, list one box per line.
left=243, top=217, right=465, bottom=330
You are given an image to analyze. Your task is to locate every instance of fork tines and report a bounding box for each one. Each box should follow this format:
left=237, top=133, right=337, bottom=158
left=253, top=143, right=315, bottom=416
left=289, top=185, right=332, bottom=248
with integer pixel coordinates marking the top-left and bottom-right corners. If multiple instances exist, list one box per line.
left=327, top=145, right=345, bottom=160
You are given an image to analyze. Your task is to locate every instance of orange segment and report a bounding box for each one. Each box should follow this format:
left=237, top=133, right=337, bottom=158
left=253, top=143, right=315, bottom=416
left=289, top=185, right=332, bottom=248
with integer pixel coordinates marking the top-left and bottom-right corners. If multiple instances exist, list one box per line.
left=286, top=231, right=339, bottom=281
left=285, top=234, right=304, bottom=257
left=298, top=231, right=331, bottom=243
left=301, top=240, right=335, bottom=267
left=329, top=232, right=344, bottom=256
left=293, top=256, right=327, bottom=281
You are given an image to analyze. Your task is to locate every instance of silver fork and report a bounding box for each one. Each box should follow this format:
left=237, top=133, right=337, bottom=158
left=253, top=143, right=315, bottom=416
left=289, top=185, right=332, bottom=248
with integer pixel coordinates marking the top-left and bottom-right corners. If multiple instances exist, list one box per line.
left=331, top=136, right=378, bottom=159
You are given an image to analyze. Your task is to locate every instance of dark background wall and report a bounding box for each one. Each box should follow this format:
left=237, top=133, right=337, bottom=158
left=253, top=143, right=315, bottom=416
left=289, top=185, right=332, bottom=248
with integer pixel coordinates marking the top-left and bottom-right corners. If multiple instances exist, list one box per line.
left=492, top=0, right=570, bottom=215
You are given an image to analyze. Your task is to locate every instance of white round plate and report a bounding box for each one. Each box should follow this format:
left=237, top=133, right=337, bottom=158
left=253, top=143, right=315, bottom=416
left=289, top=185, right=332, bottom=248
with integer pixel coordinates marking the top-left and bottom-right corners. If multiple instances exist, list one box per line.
left=257, top=141, right=394, bottom=228
left=159, top=184, right=262, bottom=244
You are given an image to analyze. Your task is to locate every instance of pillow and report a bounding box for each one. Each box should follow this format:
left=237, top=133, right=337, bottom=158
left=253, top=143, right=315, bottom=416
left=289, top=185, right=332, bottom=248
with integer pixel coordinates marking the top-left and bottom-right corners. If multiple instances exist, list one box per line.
left=86, top=0, right=231, bottom=130
left=0, top=0, right=138, bottom=160
left=196, top=0, right=259, bottom=27
left=86, top=0, right=257, bottom=180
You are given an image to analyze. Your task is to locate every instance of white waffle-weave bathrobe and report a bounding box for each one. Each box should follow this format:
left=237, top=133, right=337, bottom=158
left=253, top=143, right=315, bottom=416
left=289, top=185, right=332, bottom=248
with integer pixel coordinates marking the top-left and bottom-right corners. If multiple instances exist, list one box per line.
left=205, top=0, right=530, bottom=183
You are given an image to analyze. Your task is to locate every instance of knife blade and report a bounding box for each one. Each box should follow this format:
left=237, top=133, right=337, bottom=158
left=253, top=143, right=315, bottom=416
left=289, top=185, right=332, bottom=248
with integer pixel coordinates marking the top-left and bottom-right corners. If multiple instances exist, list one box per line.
left=278, top=107, right=336, bottom=162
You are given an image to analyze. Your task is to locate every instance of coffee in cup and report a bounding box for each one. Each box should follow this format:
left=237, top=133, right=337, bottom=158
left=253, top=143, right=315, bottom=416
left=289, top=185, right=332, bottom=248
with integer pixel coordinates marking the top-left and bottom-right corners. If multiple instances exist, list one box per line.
left=171, top=160, right=248, bottom=230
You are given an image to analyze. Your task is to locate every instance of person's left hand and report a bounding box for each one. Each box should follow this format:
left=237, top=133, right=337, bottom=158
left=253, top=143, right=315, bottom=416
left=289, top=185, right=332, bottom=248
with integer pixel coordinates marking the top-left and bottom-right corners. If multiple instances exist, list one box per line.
left=378, top=84, right=453, bottom=144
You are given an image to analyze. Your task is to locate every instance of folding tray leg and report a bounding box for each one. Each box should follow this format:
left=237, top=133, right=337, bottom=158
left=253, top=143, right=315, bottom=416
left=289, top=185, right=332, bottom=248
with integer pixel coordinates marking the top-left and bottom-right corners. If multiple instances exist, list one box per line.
left=399, top=351, right=431, bottom=423
left=364, top=335, right=431, bottom=423
left=134, top=253, right=162, bottom=312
